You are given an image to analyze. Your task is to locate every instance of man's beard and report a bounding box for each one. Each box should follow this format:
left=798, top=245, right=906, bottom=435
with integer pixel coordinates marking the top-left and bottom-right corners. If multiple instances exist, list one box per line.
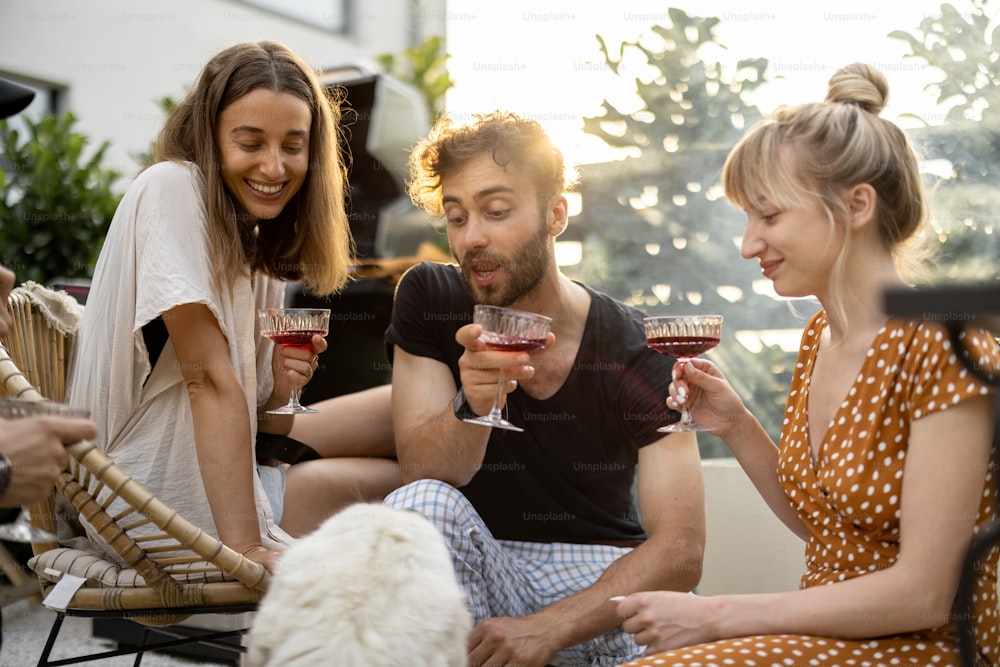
left=459, top=218, right=551, bottom=307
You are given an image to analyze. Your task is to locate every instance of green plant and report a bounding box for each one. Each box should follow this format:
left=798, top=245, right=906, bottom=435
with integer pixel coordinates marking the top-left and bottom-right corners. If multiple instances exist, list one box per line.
left=890, top=0, right=999, bottom=125
left=376, top=35, right=455, bottom=120
left=581, top=10, right=771, bottom=319
left=890, top=0, right=1000, bottom=282
left=0, top=112, right=121, bottom=284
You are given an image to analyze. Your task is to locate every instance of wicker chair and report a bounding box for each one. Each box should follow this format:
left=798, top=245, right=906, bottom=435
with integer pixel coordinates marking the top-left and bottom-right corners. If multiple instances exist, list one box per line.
left=1, top=284, right=270, bottom=665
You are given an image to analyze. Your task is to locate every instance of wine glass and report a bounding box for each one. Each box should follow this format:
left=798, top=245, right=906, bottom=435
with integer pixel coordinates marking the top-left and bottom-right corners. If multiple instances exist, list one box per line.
left=258, top=308, right=331, bottom=415
left=463, top=305, right=552, bottom=433
left=0, top=397, right=91, bottom=543
left=644, top=314, right=723, bottom=432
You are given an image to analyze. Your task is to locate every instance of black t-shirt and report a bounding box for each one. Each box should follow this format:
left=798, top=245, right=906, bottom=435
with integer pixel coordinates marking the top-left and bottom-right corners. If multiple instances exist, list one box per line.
left=385, top=262, right=678, bottom=543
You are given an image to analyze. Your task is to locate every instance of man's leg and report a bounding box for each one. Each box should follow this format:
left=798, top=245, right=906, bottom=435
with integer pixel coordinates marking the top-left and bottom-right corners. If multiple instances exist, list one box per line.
left=385, top=481, right=644, bottom=665
left=385, top=479, right=539, bottom=624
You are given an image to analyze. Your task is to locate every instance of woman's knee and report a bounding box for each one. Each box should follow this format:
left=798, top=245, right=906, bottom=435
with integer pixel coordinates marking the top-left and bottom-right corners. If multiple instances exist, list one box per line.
left=283, top=458, right=399, bottom=516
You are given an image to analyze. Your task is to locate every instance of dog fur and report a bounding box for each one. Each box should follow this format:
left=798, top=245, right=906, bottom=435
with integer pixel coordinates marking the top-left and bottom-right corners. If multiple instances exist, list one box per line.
left=246, top=502, right=471, bottom=667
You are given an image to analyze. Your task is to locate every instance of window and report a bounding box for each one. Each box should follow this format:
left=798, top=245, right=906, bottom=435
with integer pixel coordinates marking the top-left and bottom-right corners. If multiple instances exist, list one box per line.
left=238, top=0, right=347, bottom=32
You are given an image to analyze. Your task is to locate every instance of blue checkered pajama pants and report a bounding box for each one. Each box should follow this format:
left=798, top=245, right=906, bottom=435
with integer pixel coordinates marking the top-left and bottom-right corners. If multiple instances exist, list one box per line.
left=384, top=479, right=644, bottom=667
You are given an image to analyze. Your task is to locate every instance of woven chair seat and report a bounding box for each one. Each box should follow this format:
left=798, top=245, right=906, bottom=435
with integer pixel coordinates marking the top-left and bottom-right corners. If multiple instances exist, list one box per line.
left=30, top=547, right=237, bottom=589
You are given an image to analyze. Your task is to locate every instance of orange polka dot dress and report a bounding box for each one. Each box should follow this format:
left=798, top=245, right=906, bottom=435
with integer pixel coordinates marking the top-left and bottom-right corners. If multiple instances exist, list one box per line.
left=626, top=312, right=999, bottom=667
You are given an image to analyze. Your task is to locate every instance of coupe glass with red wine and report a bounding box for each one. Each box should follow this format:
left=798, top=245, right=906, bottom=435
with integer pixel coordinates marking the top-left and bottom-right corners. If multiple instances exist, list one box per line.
left=258, top=308, right=331, bottom=414
left=644, top=314, right=723, bottom=432
left=463, top=305, right=552, bottom=433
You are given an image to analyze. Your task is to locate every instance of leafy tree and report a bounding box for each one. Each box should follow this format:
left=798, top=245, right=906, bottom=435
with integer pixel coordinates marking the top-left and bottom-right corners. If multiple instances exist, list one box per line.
left=890, top=0, right=1000, bottom=281
left=576, top=8, right=801, bottom=454
left=890, top=0, right=999, bottom=126
left=579, top=10, right=774, bottom=324
left=0, top=112, right=121, bottom=284
left=376, top=35, right=455, bottom=120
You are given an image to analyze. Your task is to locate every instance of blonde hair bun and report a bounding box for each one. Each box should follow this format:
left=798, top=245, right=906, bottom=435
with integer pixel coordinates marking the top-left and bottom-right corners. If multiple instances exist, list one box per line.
left=825, top=63, right=889, bottom=115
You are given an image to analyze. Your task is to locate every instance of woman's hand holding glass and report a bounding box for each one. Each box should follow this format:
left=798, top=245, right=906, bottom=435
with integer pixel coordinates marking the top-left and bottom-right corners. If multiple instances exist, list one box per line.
left=268, top=331, right=327, bottom=409
left=260, top=309, right=330, bottom=415
left=666, top=358, right=749, bottom=441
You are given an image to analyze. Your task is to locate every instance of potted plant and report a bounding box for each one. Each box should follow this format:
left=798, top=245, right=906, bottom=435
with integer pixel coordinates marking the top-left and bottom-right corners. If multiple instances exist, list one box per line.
left=0, top=111, right=121, bottom=296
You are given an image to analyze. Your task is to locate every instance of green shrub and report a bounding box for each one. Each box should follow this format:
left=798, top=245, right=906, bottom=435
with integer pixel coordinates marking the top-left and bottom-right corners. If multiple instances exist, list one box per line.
left=0, top=112, right=122, bottom=284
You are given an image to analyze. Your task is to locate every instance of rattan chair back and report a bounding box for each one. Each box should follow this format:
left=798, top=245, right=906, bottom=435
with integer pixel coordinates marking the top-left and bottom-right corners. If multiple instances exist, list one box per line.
left=1, top=285, right=269, bottom=663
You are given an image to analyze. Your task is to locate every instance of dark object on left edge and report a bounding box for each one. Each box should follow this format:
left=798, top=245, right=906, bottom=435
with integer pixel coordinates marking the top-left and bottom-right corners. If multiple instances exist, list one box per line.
left=0, top=77, right=34, bottom=118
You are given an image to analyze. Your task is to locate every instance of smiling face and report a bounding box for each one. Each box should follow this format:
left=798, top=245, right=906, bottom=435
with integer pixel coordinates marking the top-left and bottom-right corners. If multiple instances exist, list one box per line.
left=442, top=153, right=558, bottom=307
left=740, top=189, right=844, bottom=300
left=216, top=88, right=312, bottom=223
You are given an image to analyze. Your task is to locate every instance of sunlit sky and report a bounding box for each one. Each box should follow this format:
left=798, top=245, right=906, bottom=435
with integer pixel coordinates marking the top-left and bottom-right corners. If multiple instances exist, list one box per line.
left=443, top=0, right=990, bottom=168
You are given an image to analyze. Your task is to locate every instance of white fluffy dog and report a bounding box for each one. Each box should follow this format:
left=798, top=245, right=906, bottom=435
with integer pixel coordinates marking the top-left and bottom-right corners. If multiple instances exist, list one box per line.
left=246, top=503, right=471, bottom=667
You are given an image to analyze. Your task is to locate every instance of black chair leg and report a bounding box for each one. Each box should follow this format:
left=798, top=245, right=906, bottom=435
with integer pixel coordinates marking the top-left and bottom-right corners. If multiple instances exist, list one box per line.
left=132, top=626, right=150, bottom=667
left=36, top=611, right=66, bottom=667
left=35, top=607, right=253, bottom=665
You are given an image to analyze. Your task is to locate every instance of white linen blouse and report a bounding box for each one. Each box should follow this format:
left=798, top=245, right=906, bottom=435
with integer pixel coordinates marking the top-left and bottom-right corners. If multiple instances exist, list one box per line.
left=68, top=160, right=292, bottom=560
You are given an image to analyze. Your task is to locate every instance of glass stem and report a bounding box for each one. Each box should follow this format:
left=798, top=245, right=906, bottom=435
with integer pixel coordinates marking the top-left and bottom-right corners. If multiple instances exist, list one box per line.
left=677, top=358, right=694, bottom=426
left=487, top=372, right=505, bottom=421
left=682, top=405, right=695, bottom=426
left=287, top=386, right=304, bottom=411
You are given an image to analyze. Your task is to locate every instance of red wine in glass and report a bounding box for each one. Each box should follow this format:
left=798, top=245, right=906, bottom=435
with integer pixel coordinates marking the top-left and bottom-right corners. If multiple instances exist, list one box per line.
left=463, top=305, right=552, bottom=432
left=644, top=315, right=723, bottom=432
left=258, top=309, right=331, bottom=414
left=646, top=335, right=720, bottom=359
left=481, top=332, right=547, bottom=353
left=266, top=330, right=327, bottom=350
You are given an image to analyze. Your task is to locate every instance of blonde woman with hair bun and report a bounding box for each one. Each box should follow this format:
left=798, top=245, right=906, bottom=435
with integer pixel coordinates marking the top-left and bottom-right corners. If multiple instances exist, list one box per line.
left=614, top=63, right=1000, bottom=666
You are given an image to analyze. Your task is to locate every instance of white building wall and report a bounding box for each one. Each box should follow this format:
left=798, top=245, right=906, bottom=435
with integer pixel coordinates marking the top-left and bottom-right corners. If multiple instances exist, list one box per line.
left=0, top=0, right=445, bottom=177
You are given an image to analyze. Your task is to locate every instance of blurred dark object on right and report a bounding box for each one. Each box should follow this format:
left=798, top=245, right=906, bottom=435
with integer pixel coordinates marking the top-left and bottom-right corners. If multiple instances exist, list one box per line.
left=884, top=281, right=1000, bottom=667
